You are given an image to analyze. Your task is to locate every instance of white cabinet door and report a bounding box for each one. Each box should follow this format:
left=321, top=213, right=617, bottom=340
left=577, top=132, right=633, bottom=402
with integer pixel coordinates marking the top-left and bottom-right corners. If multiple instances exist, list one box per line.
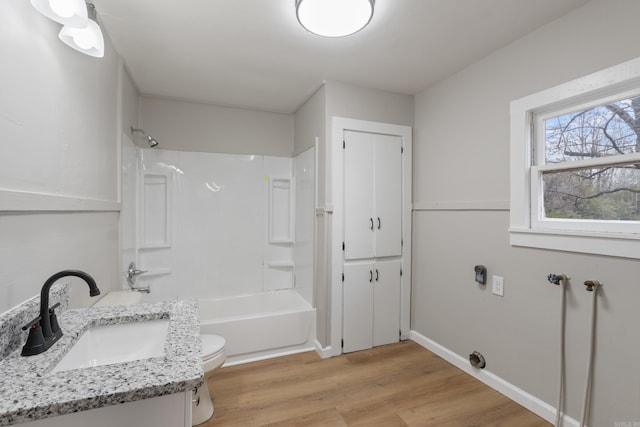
left=342, top=262, right=374, bottom=353
left=344, top=131, right=375, bottom=260
left=344, top=131, right=402, bottom=260
left=374, top=135, right=402, bottom=257
left=373, top=260, right=401, bottom=347
left=343, top=260, right=401, bottom=353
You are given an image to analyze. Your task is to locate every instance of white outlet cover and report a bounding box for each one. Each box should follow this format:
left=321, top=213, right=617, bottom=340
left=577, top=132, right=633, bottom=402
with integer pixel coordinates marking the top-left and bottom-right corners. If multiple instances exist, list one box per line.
left=492, top=275, right=504, bottom=297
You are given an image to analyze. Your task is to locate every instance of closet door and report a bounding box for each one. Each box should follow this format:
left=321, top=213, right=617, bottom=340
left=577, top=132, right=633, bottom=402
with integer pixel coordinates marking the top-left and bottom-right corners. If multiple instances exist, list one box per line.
left=373, top=260, right=401, bottom=347
left=342, top=262, right=374, bottom=353
left=343, top=130, right=375, bottom=260
left=374, top=134, right=402, bottom=257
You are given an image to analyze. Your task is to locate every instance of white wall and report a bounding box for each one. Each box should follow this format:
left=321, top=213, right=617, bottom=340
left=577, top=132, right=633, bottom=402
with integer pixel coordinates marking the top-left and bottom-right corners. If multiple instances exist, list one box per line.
left=413, top=0, right=640, bottom=425
left=0, top=0, right=125, bottom=312
left=139, top=96, right=294, bottom=156
left=121, top=65, right=141, bottom=147
left=325, top=81, right=414, bottom=129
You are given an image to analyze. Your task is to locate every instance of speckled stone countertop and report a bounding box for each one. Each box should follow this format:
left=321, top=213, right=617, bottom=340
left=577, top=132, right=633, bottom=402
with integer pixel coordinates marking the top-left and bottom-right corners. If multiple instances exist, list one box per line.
left=0, top=300, right=203, bottom=426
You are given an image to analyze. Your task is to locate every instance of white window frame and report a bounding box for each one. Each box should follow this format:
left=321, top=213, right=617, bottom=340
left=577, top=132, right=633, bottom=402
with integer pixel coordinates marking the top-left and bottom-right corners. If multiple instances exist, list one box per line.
left=510, top=57, right=640, bottom=259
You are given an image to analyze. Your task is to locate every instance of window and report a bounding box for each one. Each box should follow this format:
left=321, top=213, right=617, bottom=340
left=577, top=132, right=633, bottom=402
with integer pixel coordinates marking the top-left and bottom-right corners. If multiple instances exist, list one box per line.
left=510, top=58, right=640, bottom=259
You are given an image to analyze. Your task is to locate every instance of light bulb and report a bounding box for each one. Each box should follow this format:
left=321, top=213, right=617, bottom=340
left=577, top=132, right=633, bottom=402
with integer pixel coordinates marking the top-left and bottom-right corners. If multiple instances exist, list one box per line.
left=30, top=0, right=88, bottom=27
left=59, top=19, right=104, bottom=58
left=72, top=26, right=96, bottom=50
left=49, top=0, right=74, bottom=18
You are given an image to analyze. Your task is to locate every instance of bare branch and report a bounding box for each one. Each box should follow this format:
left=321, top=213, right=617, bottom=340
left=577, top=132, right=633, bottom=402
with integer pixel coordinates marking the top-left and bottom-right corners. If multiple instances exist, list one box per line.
left=547, top=187, right=640, bottom=201
left=605, top=103, right=637, bottom=130
left=563, top=150, right=602, bottom=157
left=602, top=112, right=626, bottom=155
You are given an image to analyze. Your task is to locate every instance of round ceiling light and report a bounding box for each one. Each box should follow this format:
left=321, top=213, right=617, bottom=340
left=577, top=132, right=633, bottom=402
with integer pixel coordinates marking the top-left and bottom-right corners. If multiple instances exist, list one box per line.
left=296, top=0, right=375, bottom=38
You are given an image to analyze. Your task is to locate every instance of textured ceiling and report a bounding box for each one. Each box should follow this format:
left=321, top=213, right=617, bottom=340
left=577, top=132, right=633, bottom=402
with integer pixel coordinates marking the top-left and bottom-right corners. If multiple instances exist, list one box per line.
left=94, top=0, right=590, bottom=113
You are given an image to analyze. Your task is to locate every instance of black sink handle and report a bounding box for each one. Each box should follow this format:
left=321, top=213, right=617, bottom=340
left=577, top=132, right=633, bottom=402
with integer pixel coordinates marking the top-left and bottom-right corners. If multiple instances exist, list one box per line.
left=21, top=315, right=42, bottom=331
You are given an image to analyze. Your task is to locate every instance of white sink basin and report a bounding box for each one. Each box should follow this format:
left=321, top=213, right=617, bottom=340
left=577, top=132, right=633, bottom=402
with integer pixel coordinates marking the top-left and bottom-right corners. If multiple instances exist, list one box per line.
left=52, top=319, right=170, bottom=373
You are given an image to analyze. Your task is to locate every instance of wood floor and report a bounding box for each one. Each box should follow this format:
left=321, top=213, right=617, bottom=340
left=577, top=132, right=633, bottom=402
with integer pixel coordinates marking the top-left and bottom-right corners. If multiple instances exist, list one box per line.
left=201, top=341, right=551, bottom=427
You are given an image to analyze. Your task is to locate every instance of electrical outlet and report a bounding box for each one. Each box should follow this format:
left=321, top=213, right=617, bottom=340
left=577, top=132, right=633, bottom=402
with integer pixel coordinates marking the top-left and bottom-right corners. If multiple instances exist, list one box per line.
left=492, top=275, right=504, bottom=297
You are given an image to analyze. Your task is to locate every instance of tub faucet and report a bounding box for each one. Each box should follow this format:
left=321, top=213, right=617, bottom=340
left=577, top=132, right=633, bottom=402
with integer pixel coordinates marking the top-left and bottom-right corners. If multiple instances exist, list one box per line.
left=21, top=270, right=100, bottom=356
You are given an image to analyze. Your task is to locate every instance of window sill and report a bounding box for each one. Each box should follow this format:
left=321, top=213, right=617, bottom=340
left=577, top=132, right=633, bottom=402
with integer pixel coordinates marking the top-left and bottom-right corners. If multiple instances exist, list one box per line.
left=509, top=227, right=640, bottom=259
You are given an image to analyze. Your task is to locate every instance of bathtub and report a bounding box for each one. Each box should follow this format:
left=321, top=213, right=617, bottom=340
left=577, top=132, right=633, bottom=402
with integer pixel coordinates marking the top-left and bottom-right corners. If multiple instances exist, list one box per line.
left=198, top=290, right=316, bottom=365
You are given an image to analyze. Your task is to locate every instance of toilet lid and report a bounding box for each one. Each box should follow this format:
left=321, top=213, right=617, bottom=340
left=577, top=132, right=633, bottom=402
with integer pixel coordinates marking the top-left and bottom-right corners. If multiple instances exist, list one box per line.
left=201, top=334, right=226, bottom=357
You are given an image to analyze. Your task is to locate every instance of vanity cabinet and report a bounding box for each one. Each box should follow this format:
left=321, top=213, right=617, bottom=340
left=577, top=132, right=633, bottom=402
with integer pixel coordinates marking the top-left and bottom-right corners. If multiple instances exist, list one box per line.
left=19, top=392, right=191, bottom=427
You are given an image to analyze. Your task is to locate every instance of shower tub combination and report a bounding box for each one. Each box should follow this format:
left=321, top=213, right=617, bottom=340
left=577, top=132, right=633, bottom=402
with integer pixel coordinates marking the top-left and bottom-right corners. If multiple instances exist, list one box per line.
left=198, top=290, right=316, bottom=365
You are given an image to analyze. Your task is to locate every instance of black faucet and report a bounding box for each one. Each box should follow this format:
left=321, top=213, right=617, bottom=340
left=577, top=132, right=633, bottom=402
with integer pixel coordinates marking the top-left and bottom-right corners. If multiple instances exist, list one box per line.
left=21, top=270, right=101, bottom=357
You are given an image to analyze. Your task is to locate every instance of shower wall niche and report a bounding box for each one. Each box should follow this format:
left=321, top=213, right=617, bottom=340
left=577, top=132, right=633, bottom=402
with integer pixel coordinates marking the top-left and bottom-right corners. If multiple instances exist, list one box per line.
left=133, top=148, right=314, bottom=305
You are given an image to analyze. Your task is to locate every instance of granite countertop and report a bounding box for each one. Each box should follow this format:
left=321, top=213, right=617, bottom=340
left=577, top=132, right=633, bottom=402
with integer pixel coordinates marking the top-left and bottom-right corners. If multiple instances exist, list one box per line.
left=0, top=300, right=203, bottom=426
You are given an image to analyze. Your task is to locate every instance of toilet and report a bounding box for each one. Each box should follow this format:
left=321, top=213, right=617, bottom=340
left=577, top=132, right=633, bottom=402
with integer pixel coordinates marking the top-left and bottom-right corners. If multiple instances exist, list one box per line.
left=192, top=334, right=226, bottom=425
left=93, top=291, right=226, bottom=426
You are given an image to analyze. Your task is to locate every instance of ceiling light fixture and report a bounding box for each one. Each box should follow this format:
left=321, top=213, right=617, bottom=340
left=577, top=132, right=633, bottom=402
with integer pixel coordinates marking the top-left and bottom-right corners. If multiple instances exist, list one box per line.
left=295, top=0, right=375, bottom=38
left=30, top=0, right=88, bottom=27
left=58, top=3, right=104, bottom=58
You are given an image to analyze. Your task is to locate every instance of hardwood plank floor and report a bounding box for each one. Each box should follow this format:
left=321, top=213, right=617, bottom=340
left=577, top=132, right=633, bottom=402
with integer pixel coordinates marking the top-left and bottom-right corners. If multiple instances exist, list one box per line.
left=200, top=341, right=550, bottom=427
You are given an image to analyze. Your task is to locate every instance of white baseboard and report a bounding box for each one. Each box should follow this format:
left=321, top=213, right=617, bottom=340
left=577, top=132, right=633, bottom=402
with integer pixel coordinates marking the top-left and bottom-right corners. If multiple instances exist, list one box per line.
left=314, top=340, right=332, bottom=359
left=410, top=331, right=579, bottom=427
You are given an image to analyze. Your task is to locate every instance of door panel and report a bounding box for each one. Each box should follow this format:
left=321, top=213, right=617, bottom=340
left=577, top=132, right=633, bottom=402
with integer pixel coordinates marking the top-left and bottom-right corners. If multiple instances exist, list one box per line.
left=342, top=262, right=374, bottom=353
left=343, top=131, right=375, bottom=260
left=374, top=134, right=402, bottom=257
left=373, top=260, right=401, bottom=347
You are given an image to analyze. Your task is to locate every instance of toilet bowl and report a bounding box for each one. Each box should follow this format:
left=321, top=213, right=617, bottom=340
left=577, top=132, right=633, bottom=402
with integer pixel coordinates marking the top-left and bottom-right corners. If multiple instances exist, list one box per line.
left=93, top=292, right=226, bottom=426
left=192, top=334, right=226, bottom=425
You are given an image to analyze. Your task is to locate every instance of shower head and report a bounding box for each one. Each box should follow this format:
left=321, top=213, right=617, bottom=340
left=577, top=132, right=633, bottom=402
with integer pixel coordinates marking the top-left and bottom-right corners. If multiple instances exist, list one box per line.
left=131, top=126, right=159, bottom=148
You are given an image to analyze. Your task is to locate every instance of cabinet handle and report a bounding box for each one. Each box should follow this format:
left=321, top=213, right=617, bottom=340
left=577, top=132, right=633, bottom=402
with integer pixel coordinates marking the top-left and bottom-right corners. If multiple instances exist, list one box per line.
left=369, top=270, right=373, bottom=282
left=375, top=269, right=379, bottom=281
left=377, top=217, right=381, bottom=229
left=369, top=218, right=374, bottom=230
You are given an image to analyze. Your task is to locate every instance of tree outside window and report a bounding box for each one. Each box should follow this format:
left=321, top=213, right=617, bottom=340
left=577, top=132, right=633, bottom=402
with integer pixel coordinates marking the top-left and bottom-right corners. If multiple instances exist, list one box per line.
left=541, top=95, right=640, bottom=221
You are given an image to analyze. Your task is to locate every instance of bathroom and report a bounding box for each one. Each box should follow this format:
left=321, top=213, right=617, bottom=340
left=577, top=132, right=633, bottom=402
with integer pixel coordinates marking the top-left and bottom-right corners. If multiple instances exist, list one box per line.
left=2, top=1, right=640, bottom=426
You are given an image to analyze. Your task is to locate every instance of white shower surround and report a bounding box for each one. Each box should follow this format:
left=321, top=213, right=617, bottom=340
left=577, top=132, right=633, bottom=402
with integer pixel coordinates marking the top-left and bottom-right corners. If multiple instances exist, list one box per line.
left=136, top=148, right=314, bottom=305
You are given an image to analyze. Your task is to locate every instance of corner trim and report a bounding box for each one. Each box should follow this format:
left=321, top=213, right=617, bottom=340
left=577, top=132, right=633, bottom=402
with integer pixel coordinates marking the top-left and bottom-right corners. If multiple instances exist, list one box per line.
left=314, top=340, right=332, bottom=359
